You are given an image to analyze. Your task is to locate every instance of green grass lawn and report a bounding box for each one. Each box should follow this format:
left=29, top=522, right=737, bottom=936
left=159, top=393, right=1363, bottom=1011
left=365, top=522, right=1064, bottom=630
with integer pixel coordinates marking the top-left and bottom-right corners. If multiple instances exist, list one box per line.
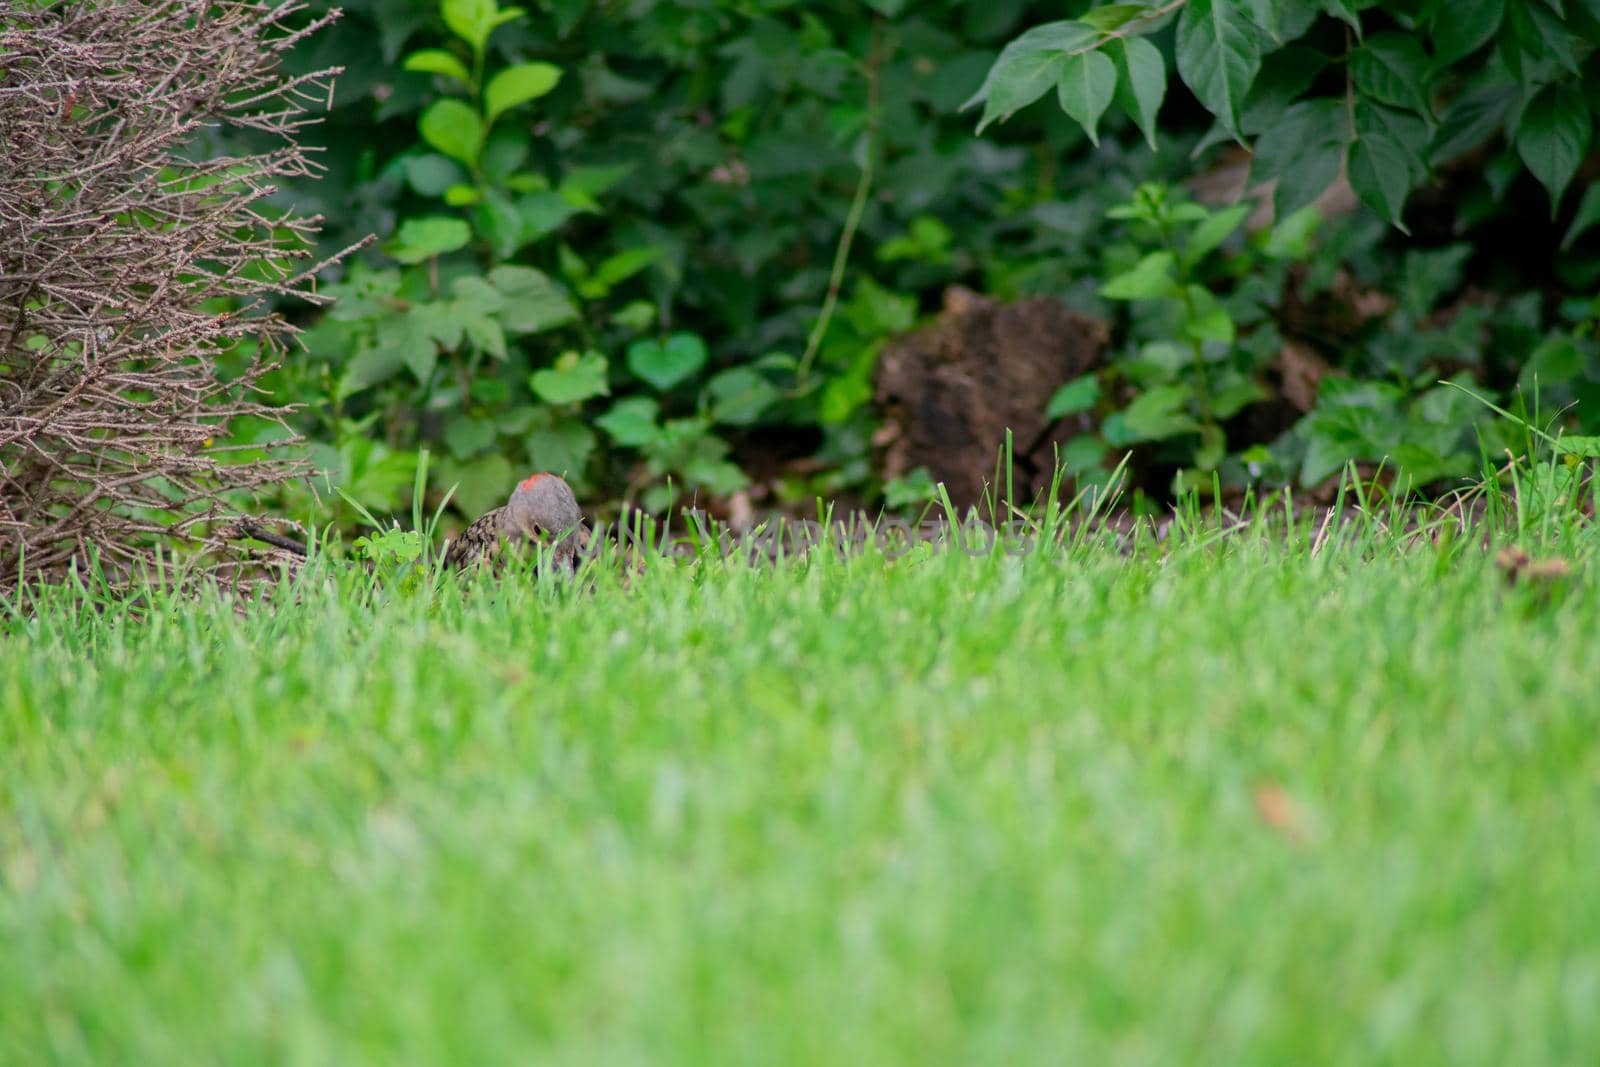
left=3, top=513, right=1599, bottom=1065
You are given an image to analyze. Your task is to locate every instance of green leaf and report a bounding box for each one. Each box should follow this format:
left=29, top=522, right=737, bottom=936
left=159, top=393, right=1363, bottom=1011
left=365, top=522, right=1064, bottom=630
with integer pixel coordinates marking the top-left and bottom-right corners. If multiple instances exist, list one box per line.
left=1181, top=285, right=1235, bottom=343
left=379, top=314, right=440, bottom=380
left=1099, top=251, right=1177, bottom=300
left=965, top=22, right=1096, bottom=130
left=1348, top=133, right=1415, bottom=228
left=443, top=415, right=498, bottom=460
left=485, top=62, right=563, bottom=123
left=1183, top=203, right=1250, bottom=267
left=526, top=412, right=595, bottom=482
left=488, top=266, right=579, bottom=333
left=1560, top=182, right=1600, bottom=250
left=1553, top=435, right=1600, bottom=457
left=384, top=216, right=470, bottom=263
left=1429, top=85, right=1514, bottom=165
left=1110, top=37, right=1166, bottom=151
left=595, top=397, right=661, bottom=447
left=419, top=99, right=483, bottom=167
left=1430, top=0, right=1504, bottom=64
left=472, top=190, right=522, bottom=259
left=405, top=155, right=466, bottom=196
left=1122, top=385, right=1201, bottom=440
left=338, top=346, right=407, bottom=399
left=1261, top=205, right=1323, bottom=260
left=1055, top=50, right=1117, bottom=145
left=1045, top=374, right=1100, bottom=419
left=1176, top=0, right=1263, bottom=139
left=402, top=49, right=471, bottom=84
left=628, top=333, right=708, bottom=390
left=1250, top=98, right=1345, bottom=218
left=438, top=454, right=514, bottom=519
left=591, top=246, right=664, bottom=290
left=529, top=350, right=609, bottom=405
left=972, top=49, right=1066, bottom=133
left=442, top=0, right=524, bottom=51
left=706, top=367, right=780, bottom=426
left=1517, top=83, right=1592, bottom=212
left=1350, top=32, right=1431, bottom=117
left=1210, top=380, right=1268, bottom=418
left=443, top=184, right=480, bottom=206
left=516, top=191, right=581, bottom=245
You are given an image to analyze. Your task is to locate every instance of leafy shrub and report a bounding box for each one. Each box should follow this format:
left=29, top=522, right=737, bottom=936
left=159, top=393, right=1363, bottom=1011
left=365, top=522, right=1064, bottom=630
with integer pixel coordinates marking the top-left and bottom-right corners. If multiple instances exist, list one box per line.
left=249, top=0, right=1600, bottom=516
left=974, top=1, right=1600, bottom=497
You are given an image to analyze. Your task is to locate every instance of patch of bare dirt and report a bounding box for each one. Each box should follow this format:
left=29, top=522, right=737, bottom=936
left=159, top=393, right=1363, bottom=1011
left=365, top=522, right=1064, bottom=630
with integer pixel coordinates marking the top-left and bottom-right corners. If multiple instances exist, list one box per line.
left=873, top=287, right=1110, bottom=509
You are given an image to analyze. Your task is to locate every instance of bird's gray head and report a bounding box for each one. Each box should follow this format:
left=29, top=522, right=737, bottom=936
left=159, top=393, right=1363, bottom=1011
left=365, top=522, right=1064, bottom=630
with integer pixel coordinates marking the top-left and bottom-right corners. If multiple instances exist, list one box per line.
left=504, top=472, right=582, bottom=536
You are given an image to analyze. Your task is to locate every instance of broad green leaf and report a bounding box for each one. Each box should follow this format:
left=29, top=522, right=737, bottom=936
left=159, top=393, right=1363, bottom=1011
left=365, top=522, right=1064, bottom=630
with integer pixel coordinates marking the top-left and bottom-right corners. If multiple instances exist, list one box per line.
left=405, top=154, right=466, bottom=196
left=965, top=21, right=1096, bottom=130
left=1430, top=0, right=1504, bottom=64
left=472, top=189, right=522, bottom=260
left=1122, top=385, right=1201, bottom=440
left=488, top=266, right=579, bottom=333
left=1055, top=50, right=1117, bottom=145
left=1181, top=285, right=1235, bottom=343
left=972, top=49, right=1066, bottom=133
left=1045, top=374, right=1100, bottom=419
left=442, top=0, right=524, bottom=51
left=437, top=454, right=513, bottom=518
left=384, top=216, right=470, bottom=263
left=592, top=246, right=664, bottom=289
left=1099, top=251, right=1176, bottom=300
left=1517, top=82, right=1591, bottom=211
left=1250, top=98, right=1345, bottom=217
left=1239, top=46, right=1327, bottom=135
left=402, top=49, right=470, bottom=84
left=1355, top=100, right=1430, bottom=180
left=526, top=413, right=596, bottom=482
left=1176, top=0, right=1262, bottom=139
left=443, top=415, right=498, bottom=460
left=485, top=63, right=563, bottom=123
left=530, top=350, right=609, bottom=405
left=595, top=397, right=662, bottom=447
left=338, top=346, right=407, bottom=399
left=442, top=0, right=495, bottom=49
left=419, top=99, right=483, bottom=167
left=1110, top=36, right=1166, bottom=150
left=1553, top=435, right=1600, bottom=457
left=1502, top=0, right=1579, bottom=79
left=1183, top=203, right=1250, bottom=267
left=628, top=333, right=708, bottom=390
left=1428, top=84, right=1514, bottom=164
left=1560, top=182, right=1600, bottom=250
left=1350, top=33, right=1431, bottom=117
left=408, top=302, right=464, bottom=350
left=443, top=184, right=480, bottom=206
left=1349, top=132, right=1415, bottom=228
left=378, top=314, right=439, bottom=380
left=1211, top=379, right=1268, bottom=418
left=706, top=367, right=780, bottom=426
left=517, top=191, right=581, bottom=244
left=463, top=314, right=507, bottom=361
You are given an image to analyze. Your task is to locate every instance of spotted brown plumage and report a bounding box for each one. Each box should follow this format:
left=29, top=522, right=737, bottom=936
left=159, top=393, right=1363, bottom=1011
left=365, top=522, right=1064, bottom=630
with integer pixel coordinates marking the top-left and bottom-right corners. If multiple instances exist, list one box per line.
left=442, top=472, right=589, bottom=573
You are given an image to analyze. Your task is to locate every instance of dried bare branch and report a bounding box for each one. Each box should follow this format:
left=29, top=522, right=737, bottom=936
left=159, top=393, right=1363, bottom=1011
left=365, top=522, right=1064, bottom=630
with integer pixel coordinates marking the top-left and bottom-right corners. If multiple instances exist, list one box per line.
left=0, top=0, right=361, bottom=594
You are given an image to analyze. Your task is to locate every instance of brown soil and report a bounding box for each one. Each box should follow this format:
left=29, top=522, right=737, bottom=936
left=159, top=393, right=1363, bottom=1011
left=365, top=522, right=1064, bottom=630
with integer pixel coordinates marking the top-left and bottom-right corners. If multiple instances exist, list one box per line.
left=873, top=287, right=1111, bottom=509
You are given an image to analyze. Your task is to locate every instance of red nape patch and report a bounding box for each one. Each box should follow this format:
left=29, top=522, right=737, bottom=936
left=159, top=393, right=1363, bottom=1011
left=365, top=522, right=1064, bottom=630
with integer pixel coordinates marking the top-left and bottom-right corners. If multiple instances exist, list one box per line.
left=519, top=472, right=547, bottom=490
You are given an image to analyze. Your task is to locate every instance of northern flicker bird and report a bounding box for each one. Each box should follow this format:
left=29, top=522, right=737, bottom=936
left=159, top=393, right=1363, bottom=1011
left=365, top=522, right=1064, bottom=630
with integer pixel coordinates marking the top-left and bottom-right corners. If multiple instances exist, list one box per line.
left=442, top=472, right=590, bottom=573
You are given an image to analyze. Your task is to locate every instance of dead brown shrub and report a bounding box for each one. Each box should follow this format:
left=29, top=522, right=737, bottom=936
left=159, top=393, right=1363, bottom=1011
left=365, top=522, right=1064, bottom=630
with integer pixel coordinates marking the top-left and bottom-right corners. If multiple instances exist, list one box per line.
left=0, top=0, right=360, bottom=593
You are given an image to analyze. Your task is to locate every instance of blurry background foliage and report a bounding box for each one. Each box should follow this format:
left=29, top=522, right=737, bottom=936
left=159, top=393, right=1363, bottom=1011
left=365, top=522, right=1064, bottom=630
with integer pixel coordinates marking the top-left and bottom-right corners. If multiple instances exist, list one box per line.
left=231, top=0, right=1600, bottom=527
